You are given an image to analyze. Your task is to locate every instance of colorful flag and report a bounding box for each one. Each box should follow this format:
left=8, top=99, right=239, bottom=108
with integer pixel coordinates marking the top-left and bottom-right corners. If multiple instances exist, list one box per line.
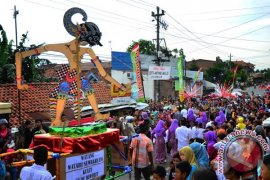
left=130, top=44, right=145, bottom=102
left=177, top=52, right=185, bottom=102
left=193, top=68, right=202, bottom=83
left=232, top=65, right=238, bottom=88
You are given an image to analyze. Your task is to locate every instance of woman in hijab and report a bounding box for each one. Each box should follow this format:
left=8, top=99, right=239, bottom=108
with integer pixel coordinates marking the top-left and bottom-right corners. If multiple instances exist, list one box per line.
left=215, top=110, right=226, bottom=127
left=204, top=131, right=218, bottom=161
left=189, top=142, right=209, bottom=168
left=196, top=112, right=208, bottom=128
left=152, top=120, right=166, bottom=164
left=179, top=146, right=198, bottom=180
left=168, top=119, right=179, bottom=158
left=0, top=119, right=13, bottom=153
left=187, top=108, right=196, bottom=127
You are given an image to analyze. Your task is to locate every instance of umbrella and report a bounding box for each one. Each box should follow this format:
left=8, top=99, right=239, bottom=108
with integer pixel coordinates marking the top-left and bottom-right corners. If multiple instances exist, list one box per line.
left=231, top=92, right=242, bottom=96
left=232, top=88, right=243, bottom=93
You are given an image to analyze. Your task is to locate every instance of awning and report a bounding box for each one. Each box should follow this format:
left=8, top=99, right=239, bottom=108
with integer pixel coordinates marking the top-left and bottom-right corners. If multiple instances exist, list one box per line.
left=204, top=80, right=216, bottom=89
left=82, top=103, right=137, bottom=117
left=0, top=102, right=11, bottom=114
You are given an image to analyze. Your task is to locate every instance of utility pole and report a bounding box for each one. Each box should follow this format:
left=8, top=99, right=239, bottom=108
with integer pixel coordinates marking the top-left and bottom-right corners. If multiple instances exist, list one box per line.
left=14, top=6, right=21, bottom=123
left=152, top=6, right=166, bottom=101
left=229, top=53, right=233, bottom=69
left=14, top=6, right=19, bottom=47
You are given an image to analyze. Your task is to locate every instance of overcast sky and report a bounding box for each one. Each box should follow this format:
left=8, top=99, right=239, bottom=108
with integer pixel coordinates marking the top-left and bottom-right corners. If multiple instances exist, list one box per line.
left=1, top=0, right=270, bottom=70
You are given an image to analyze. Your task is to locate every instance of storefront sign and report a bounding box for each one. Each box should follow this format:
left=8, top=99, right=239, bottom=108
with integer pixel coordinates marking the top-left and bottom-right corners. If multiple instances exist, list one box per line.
left=148, top=66, right=171, bottom=80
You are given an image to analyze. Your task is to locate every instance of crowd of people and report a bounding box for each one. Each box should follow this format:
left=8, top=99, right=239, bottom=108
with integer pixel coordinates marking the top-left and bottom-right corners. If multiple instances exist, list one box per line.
left=0, top=118, right=49, bottom=179
left=109, top=91, right=270, bottom=180
left=1, top=90, right=270, bottom=179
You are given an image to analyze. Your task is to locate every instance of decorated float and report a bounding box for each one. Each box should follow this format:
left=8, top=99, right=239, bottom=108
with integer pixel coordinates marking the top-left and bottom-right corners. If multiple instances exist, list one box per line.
left=0, top=7, right=135, bottom=180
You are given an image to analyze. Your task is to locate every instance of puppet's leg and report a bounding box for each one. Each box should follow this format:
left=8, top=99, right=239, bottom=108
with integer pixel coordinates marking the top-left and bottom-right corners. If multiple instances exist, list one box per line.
left=82, top=79, right=109, bottom=120
left=51, top=82, right=70, bottom=126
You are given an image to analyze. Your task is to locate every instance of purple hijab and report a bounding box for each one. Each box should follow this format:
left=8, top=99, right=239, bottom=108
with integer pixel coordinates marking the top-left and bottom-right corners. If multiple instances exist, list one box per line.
left=215, top=110, right=226, bottom=127
left=152, top=120, right=165, bottom=137
left=141, top=111, right=149, bottom=120
left=169, top=119, right=178, bottom=134
left=187, top=108, right=195, bottom=122
left=204, top=131, right=217, bottom=147
left=201, top=112, right=208, bottom=124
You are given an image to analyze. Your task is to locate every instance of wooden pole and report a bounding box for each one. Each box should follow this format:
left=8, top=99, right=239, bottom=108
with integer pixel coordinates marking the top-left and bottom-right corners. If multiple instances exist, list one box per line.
left=75, top=27, right=81, bottom=125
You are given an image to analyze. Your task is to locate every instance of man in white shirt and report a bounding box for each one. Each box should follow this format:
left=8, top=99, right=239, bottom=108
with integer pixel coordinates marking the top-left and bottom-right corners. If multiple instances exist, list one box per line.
left=175, top=119, right=191, bottom=150
left=180, top=108, right=188, bottom=119
left=206, top=114, right=215, bottom=128
left=20, top=146, right=52, bottom=180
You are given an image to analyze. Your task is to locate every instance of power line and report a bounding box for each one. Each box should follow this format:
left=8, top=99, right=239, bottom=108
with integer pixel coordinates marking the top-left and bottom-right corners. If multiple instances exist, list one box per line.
left=116, top=0, right=152, bottom=12
left=163, top=32, right=269, bottom=53
left=165, top=12, right=231, bottom=56
left=187, top=24, right=270, bottom=53
left=24, top=0, right=154, bottom=29
left=135, top=0, right=156, bottom=8
left=178, top=5, right=270, bottom=15
left=166, top=11, right=270, bottom=45
left=189, top=11, right=270, bottom=22
left=167, top=27, right=270, bottom=43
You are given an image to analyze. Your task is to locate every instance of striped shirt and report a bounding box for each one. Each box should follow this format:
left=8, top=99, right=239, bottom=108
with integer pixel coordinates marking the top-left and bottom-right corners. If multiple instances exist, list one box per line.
left=130, top=133, right=153, bottom=168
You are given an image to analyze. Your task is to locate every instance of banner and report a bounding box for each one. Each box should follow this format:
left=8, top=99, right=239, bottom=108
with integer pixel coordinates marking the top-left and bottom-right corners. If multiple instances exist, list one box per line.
left=130, top=44, right=145, bottom=102
left=177, top=52, right=185, bottom=102
left=148, top=66, right=171, bottom=80
left=111, top=83, right=131, bottom=98
left=232, top=65, right=238, bottom=88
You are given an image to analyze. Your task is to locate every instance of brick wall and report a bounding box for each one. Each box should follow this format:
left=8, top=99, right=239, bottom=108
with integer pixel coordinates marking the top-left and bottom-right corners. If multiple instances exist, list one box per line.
left=0, top=82, right=111, bottom=127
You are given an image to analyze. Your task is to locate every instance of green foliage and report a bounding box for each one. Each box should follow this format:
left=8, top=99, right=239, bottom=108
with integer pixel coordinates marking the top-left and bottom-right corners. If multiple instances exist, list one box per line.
left=0, top=25, right=15, bottom=83
left=0, top=25, right=13, bottom=66
left=204, top=60, right=249, bottom=85
left=0, top=64, right=16, bottom=83
left=0, top=24, right=52, bottom=83
left=127, top=39, right=179, bottom=58
left=127, top=39, right=155, bottom=55
left=264, top=69, right=270, bottom=81
left=16, top=32, right=52, bottom=82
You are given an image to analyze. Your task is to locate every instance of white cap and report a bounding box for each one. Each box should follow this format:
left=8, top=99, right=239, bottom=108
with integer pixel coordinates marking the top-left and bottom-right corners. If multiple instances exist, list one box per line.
left=263, top=117, right=270, bottom=127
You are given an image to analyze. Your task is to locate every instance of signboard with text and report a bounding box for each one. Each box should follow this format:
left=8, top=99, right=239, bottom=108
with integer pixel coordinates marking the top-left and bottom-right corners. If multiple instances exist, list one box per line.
left=111, top=84, right=131, bottom=98
left=148, top=66, right=171, bottom=80
left=60, top=149, right=105, bottom=180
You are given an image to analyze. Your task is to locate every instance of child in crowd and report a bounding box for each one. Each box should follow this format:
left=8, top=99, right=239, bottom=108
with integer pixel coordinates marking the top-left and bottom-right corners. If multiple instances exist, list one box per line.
left=179, top=146, right=198, bottom=180
left=192, top=167, right=218, bottom=180
left=169, top=152, right=181, bottom=180
left=152, top=165, right=166, bottom=180
left=175, top=161, right=191, bottom=180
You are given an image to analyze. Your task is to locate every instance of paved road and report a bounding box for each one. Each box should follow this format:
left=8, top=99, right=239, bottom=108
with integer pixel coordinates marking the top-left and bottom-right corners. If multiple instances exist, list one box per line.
left=116, top=149, right=172, bottom=180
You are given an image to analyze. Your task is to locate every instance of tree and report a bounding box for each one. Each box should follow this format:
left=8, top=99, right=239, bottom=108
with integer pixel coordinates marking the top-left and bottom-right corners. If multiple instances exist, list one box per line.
left=127, top=39, right=155, bottom=55
left=0, top=25, right=15, bottom=83
left=126, top=39, right=178, bottom=58
left=204, top=60, right=249, bottom=86
left=0, top=24, right=52, bottom=83
left=16, top=32, right=52, bottom=82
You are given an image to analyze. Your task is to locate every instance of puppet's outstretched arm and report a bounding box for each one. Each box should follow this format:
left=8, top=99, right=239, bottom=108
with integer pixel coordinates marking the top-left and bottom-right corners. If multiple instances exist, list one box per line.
left=85, top=48, right=126, bottom=91
left=15, top=44, right=66, bottom=90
